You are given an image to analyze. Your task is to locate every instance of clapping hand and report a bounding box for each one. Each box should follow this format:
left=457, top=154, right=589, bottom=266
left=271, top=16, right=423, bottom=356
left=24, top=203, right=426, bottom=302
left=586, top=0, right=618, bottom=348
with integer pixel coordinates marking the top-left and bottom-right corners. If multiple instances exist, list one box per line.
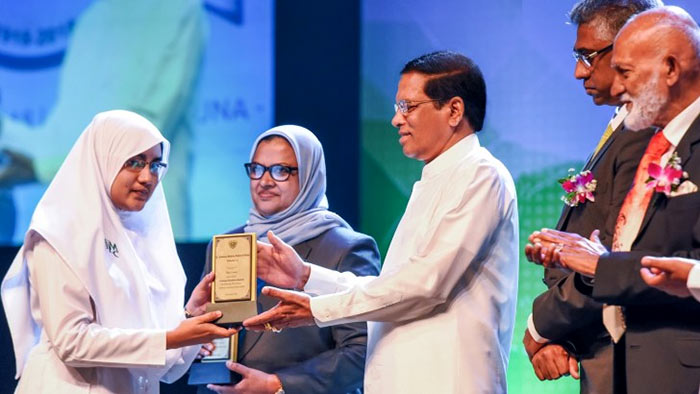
left=528, top=229, right=607, bottom=276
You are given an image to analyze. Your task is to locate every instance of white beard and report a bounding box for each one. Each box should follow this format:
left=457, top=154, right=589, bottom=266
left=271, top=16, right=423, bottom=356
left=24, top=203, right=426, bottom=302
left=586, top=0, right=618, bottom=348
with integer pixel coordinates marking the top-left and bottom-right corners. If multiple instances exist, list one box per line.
left=623, top=73, right=666, bottom=131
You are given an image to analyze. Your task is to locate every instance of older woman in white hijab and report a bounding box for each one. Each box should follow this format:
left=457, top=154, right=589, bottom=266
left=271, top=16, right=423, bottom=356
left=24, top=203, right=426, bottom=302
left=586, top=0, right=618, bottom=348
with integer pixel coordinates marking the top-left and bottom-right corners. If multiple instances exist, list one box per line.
left=1, top=110, right=237, bottom=393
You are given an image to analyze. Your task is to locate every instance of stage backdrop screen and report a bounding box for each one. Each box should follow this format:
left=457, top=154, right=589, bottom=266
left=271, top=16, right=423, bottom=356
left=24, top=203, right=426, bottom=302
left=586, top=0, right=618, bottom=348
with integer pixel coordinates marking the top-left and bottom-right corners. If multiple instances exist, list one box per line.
left=0, top=0, right=274, bottom=243
left=359, top=1, right=700, bottom=393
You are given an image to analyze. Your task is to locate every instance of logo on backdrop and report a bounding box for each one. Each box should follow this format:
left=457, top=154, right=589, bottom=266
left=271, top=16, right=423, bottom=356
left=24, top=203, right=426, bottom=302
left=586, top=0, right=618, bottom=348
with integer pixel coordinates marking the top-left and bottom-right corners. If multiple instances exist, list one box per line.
left=0, top=19, right=75, bottom=70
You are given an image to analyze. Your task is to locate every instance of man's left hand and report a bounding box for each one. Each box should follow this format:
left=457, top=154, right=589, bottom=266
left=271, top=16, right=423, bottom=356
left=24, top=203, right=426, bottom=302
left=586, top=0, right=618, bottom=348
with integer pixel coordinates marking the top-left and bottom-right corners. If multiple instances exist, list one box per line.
left=243, top=287, right=315, bottom=331
left=207, top=361, right=283, bottom=394
left=531, top=229, right=607, bottom=276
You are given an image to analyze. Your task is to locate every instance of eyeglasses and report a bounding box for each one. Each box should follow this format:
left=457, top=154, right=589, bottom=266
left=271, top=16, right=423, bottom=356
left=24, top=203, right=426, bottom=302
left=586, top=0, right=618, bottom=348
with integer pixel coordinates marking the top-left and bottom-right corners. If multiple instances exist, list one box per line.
left=244, top=162, right=298, bottom=181
left=394, top=99, right=442, bottom=115
left=122, top=158, right=167, bottom=177
left=573, top=44, right=613, bottom=68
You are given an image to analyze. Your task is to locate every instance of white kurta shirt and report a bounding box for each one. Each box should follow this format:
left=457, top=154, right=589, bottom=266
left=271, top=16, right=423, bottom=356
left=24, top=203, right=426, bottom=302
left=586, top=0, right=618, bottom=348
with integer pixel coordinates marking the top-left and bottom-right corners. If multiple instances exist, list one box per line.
left=304, top=134, right=519, bottom=393
left=15, top=234, right=198, bottom=394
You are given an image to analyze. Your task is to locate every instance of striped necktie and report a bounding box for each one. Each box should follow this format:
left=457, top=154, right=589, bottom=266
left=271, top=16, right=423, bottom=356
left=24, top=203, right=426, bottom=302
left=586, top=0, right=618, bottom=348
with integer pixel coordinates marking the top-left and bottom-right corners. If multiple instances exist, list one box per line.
left=592, top=120, right=616, bottom=159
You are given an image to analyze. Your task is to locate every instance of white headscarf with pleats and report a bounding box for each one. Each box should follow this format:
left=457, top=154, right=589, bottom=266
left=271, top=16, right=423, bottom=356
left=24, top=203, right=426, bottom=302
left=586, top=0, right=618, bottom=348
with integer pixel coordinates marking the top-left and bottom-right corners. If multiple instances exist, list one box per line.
left=1, top=110, right=186, bottom=376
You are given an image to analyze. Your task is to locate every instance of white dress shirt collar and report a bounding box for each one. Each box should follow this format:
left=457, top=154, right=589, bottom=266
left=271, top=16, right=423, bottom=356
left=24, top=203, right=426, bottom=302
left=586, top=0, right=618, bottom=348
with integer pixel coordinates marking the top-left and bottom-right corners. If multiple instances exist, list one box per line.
left=421, top=133, right=480, bottom=180
left=662, top=94, right=700, bottom=147
left=611, top=104, right=628, bottom=131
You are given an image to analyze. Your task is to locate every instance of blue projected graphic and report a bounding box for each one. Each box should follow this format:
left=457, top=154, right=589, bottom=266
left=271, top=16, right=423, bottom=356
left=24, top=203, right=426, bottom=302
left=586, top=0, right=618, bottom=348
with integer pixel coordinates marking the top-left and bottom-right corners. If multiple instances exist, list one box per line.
left=0, top=0, right=274, bottom=243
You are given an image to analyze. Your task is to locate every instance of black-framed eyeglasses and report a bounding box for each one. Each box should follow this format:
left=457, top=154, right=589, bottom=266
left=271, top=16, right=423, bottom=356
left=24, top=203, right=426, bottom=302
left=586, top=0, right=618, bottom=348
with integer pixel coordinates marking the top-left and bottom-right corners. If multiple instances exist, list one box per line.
left=122, top=158, right=167, bottom=177
left=394, top=99, right=443, bottom=115
left=573, top=44, right=613, bottom=68
left=244, top=162, right=298, bottom=181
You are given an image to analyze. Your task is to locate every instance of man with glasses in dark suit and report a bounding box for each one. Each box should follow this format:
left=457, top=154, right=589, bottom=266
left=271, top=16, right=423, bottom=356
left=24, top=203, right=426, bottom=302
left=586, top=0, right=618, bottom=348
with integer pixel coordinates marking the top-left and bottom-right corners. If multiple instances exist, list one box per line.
left=522, top=1, right=660, bottom=393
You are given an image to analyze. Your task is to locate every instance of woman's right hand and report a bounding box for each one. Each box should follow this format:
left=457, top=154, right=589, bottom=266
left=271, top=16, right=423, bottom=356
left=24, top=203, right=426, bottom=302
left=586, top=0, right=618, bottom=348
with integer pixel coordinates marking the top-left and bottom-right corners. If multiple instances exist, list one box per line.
left=166, top=311, right=239, bottom=349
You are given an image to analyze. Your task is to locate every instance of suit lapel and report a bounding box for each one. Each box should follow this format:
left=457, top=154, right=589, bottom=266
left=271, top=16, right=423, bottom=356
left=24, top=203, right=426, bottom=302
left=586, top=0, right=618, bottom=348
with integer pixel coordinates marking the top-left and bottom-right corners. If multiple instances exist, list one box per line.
left=555, top=204, right=573, bottom=230
left=637, top=118, right=700, bottom=240
left=239, top=239, right=314, bottom=360
left=584, top=123, right=621, bottom=171
left=556, top=124, right=623, bottom=230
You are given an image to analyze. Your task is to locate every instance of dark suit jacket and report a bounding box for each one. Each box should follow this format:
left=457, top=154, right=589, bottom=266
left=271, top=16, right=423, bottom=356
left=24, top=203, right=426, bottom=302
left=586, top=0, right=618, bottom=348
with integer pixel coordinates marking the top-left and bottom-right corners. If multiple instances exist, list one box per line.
left=199, top=226, right=381, bottom=394
left=577, top=115, right=700, bottom=394
left=531, top=125, right=654, bottom=393
left=533, top=126, right=653, bottom=346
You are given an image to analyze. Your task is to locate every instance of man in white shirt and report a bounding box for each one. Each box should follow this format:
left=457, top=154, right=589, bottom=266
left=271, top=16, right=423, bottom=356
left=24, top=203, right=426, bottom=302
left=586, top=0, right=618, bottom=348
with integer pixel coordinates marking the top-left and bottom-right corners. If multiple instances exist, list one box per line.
left=241, top=51, right=519, bottom=393
left=529, top=6, right=700, bottom=393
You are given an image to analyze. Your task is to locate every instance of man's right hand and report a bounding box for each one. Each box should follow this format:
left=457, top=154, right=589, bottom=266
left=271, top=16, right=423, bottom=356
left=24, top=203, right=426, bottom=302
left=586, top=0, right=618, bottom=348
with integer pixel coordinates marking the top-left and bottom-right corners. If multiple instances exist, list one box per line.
left=256, top=231, right=310, bottom=290
left=530, top=344, right=579, bottom=381
left=166, top=311, right=239, bottom=349
left=640, top=256, right=696, bottom=298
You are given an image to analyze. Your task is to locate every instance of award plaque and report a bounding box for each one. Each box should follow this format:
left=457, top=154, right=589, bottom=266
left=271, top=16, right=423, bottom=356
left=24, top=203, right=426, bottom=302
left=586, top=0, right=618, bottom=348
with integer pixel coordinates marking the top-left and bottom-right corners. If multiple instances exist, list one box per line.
left=187, top=335, right=242, bottom=385
left=205, top=233, right=258, bottom=325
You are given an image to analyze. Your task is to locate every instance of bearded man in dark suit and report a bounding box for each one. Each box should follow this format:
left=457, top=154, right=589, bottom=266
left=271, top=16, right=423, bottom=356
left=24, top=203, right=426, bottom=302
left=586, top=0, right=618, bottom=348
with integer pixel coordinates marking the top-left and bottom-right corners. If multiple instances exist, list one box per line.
left=522, top=2, right=658, bottom=393
left=531, top=6, right=700, bottom=393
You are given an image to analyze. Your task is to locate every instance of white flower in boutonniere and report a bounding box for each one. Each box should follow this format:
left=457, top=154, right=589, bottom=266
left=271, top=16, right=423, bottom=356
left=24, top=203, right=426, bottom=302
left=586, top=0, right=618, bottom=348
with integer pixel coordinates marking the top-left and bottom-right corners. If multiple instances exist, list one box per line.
left=645, top=151, right=688, bottom=196
left=559, top=168, right=597, bottom=207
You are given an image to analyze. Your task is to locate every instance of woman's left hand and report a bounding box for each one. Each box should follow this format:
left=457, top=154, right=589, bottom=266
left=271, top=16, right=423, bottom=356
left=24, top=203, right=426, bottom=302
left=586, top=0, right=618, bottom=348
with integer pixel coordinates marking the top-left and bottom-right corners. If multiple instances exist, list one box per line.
left=185, top=272, right=215, bottom=317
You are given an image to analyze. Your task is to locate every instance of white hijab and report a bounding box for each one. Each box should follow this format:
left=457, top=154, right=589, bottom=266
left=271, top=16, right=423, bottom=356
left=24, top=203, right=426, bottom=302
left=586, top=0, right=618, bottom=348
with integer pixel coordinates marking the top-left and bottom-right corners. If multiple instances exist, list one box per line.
left=1, top=110, right=186, bottom=376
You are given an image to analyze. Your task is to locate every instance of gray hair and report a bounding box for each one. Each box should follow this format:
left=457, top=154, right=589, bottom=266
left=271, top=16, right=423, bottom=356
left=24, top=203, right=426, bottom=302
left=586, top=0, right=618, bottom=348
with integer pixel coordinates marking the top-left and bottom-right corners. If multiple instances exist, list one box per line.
left=569, top=0, right=664, bottom=39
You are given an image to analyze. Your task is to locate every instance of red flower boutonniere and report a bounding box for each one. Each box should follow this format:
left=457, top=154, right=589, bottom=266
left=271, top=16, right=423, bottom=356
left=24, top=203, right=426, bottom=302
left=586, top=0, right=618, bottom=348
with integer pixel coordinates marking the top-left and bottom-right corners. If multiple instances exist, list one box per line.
left=559, top=169, right=597, bottom=207
left=646, top=151, right=688, bottom=196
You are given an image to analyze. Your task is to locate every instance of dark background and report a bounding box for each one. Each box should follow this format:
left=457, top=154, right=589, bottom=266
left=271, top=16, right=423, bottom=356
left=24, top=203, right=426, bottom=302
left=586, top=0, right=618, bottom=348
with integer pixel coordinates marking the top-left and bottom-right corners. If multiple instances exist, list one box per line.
left=0, top=1, right=361, bottom=393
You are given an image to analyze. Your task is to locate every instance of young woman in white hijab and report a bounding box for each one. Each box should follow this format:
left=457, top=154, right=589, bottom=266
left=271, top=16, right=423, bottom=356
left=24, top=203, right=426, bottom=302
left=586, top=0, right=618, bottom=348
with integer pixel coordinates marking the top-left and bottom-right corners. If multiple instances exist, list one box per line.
left=1, top=110, right=238, bottom=393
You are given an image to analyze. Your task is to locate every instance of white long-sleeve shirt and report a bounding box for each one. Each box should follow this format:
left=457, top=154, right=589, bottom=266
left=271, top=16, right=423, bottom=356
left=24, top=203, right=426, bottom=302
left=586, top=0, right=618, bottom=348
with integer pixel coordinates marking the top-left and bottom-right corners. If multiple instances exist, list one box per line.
left=304, top=134, right=519, bottom=393
left=14, top=237, right=197, bottom=394
left=687, top=264, right=700, bottom=302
